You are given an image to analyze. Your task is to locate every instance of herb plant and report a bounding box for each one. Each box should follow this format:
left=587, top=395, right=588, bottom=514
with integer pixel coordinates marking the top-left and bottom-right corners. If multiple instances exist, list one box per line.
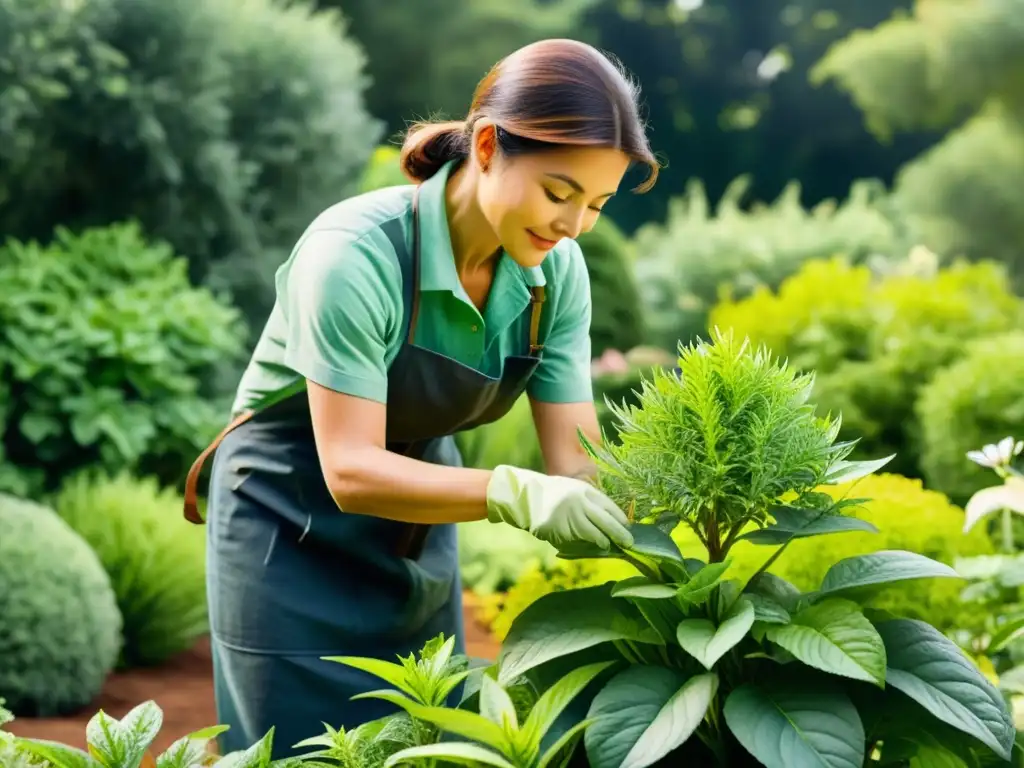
left=492, top=330, right=1017, bottom=767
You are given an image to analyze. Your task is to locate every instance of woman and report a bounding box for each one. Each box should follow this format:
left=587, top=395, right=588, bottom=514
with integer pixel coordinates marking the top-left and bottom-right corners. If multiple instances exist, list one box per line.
left=183, top=37, right=660, bottom=758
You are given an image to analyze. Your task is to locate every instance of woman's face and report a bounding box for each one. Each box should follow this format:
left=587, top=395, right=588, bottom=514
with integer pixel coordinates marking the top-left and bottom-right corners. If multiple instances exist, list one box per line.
left=474, top=128, right=632, bottom=268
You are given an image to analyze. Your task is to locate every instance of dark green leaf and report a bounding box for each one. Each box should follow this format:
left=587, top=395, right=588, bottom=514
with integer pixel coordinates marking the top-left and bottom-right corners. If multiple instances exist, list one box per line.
left=745, top=593, right=791, bottom=624
left=876, top=619, right=1015, bottom=760
left=739, top=506, right=878, bottom=545
left=611, top=577, right=677, bottom=600
left=745, top=572, right=803, bottom=613
left=498, top=584, right=663, bottom=684
left=676, top=597, right=755, bottom=670
left=585, top=667, right=717, bottom=768
left=724, top=684, right=865, bottom=768
left=677, top=560, right=732, bottom=605
left=816, top=551, right=961, bottom=597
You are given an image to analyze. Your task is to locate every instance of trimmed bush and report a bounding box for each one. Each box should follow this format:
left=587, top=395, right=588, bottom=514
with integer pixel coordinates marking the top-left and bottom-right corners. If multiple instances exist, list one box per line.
left=0, top=222, right=248, bottom=497
left=52, top=471, right=208, bottom=668
left=0, top=494, right=122, bottom=716
left=917, top=331, right=1024, bottom=502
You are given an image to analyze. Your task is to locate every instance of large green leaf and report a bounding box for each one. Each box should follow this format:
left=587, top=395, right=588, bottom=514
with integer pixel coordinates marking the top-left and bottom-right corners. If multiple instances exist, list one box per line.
left=745, top=572, right=803, bottom=612
left=556, top=524, right=687, bottom=569
left=498, top=584, right=663, bottom=684
left=739, top=506, right=878, bottom=545
left=815, top=551, right=960, bottom=597
left=522, top=662, right=615, bottom=750
left=876, top=619, right=1015, bottom=761
left=724, top=684, right=865, bottom=768
left=765, top=599, right=886, bottom=686
left=676, top=597, right=755, bottom=670
left=584, top=666, right=718, bottom=768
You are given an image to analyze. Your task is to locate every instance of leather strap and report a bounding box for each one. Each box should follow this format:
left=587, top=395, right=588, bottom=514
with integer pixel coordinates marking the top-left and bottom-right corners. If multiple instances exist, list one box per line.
left=182, top=409, right=255, bottom=524
left=528, top=285, right=545, bottom=355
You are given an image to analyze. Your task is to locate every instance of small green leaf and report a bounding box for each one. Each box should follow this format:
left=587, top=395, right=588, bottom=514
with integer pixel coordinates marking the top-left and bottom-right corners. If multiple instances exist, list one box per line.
left=765, top=599, right=886, bottom=686
left=584, top=666, right=718, bottom=768
left=157, top=725, right=230, bottom=768
left=825, top=454, right=894, bottom=484
left=739, top=506, right=878, bottom=545
left=363, top=690, right=510, bottom=754
left=479, top=675, right=518, bottom=730
left=677, top=559, right=732, bottom=605
left=538, top=718, right=593, bottom=768
left=15, top=739, right=104, bottom=768
left=611, top=576, right=677, bottom=600
left=384, top=741, right=516, bottom=768
left=676, top=597, right=755, bottom=669
left=745, top=593, right=791, bottom=624
left=988, top=611, right=1024, bottom=652
left=724, top=684, right=865, bottom=768
left=321, top=657, right=417, bottom=700
left=498, top=584, right=662, bottom=684
left=816, top=551, right=960, bottom=597
left=877, top=619, right=1015, bottom=761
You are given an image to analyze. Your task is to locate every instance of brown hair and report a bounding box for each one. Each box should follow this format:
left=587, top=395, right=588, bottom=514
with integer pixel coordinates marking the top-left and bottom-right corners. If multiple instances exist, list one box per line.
left=399, top=39, right=660, bottom=192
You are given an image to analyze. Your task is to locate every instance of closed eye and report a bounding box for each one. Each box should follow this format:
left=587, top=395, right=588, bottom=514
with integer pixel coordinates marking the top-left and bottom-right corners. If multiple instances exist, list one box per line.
left=544, top=188, right=567, bottom=204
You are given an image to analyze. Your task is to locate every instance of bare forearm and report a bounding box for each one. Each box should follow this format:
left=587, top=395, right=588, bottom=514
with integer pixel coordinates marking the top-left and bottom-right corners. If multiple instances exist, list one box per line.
left=326, top=446, right=492, bottom=524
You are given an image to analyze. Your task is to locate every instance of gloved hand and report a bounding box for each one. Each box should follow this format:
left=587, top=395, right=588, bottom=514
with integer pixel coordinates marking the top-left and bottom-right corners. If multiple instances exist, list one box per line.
left=485, top=465, right=634, bottom=551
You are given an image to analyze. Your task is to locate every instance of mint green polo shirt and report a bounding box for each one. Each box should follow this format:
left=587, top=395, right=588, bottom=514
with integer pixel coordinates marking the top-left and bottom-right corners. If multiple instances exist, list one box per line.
left=231, top=160, right=594, bottom=417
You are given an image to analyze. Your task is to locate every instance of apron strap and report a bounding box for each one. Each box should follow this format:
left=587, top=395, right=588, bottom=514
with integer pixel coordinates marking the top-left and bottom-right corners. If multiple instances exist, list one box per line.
left=183, top=409, right=255, bottom=524
left=528, top=285, right=545, bottom=355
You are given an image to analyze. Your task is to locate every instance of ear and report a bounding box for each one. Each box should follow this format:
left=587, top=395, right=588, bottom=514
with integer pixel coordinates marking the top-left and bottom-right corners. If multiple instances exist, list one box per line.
left=472, top=121, right=498, bottom=172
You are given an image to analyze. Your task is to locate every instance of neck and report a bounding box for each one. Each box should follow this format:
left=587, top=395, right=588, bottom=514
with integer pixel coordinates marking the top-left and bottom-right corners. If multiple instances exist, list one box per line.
left=444, top=162, right=501, bottom=276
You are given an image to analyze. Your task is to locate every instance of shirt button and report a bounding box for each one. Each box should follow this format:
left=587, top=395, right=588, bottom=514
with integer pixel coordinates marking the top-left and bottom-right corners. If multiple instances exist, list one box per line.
left=471, top=324, right=478, bottom=332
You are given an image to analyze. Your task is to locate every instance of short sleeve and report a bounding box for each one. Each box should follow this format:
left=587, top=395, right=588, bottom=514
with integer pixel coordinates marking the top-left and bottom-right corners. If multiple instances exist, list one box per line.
left=527, top=241, right=594, bottom=403
left=276, top=228, right=402, bottom=404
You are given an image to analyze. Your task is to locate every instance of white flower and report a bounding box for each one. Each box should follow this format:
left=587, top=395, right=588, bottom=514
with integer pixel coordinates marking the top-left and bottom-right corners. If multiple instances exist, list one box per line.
left=963, top=476, right=1024, bottom=533
left=967, top=436, right=1023, bottom=469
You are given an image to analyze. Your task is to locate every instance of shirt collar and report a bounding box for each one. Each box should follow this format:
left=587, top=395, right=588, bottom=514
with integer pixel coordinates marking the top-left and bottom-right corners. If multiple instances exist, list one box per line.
left=416, top=160, right=547, bottom=299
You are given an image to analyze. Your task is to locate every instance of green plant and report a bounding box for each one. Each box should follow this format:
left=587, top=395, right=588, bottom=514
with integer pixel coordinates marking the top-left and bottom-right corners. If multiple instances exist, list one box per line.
left=51, top=471, right=208, bottom=668
left=0, top=223, right=248, bottom=497
left=0, top=0, right=381, bottom=336
left=0, top=493, right=122, bottom=716
left=633, top=176, right=906, bottom=351
left=710, top=256, right=1024, bottom=487
left=491, top=330, right=1016, bottom=766
left=917, top=332, right=1024, bottom=502
left=0, top=698, right=47, bottom=768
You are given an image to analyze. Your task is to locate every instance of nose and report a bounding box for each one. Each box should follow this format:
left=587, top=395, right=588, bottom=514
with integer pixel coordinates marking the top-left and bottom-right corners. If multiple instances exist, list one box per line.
left=552, top=207, right=587, bottom=240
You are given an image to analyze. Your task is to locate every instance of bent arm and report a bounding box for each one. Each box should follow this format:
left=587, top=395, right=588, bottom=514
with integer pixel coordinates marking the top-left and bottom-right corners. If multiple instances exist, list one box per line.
left=531, top=399, right=601, bottom=480
left=308, top=381, right=492, bottom=524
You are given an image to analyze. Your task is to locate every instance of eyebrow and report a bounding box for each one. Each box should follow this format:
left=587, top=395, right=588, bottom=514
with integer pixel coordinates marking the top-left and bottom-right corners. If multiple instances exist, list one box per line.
left=545, top=173, right=616, bottom=199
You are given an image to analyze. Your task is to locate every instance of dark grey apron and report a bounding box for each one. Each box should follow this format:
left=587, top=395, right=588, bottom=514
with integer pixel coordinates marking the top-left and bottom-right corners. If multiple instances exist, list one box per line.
left=183, top=186, right=546, bottom=759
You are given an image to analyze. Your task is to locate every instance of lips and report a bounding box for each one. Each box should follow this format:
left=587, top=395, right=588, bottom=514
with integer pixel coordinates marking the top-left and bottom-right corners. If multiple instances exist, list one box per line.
left=526, top=229, right=558, bottom=250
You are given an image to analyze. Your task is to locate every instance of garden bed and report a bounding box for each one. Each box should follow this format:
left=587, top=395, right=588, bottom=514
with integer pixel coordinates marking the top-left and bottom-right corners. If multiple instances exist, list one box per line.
left=8, top=592, right=501, bottom=753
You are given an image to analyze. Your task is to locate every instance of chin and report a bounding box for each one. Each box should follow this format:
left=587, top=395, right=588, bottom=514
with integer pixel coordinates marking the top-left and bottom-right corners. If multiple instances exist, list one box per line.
left=504, top=246, right=549, bottom=269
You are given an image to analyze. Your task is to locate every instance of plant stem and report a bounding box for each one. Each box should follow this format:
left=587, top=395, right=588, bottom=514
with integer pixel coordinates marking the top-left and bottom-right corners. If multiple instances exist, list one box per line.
left=745, top=541, right=792, bottom=588
left=1002, top=507, right=1015, bottom=554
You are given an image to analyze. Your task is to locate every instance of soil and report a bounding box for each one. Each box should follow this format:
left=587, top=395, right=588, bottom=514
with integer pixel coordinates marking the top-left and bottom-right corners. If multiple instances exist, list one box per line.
left=8, top=592, right=502, bottom=755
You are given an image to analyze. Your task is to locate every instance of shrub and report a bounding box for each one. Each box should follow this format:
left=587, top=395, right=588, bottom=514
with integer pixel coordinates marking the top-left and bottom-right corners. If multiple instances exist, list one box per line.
left=575, top=217, right=646, bottom=356
left=51, top=471, right=208, bottom=668
left=632, top=176, right=906, bottom=350
left=710, top=256, right=1024, bottom=484
left=0, top=0, right=381, bottom=333
left=0, top=222, right=248, bottom=498
left=359, top=145, right=410, bottom=193
left=0, top=494, right=122, bottom=716
left=917, top=331, right=1024, bottom=502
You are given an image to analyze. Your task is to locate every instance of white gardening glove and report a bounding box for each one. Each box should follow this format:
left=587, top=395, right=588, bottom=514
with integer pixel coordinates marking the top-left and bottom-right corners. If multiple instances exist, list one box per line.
left=485, top=465, right=633, bottom=551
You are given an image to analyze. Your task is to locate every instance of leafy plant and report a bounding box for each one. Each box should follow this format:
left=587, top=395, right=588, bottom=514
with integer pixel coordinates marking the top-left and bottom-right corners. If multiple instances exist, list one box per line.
left=0, top=698, right=48, bottom=768
left=51, top=471, right=208, bottom=668
left=491, top=330, right=1016, bottom=767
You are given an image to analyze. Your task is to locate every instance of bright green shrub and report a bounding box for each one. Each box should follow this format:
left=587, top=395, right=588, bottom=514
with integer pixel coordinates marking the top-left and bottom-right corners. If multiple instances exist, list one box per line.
left=0, top=223, right=248, bottom=497
left=0, top=0, right=381, bottom=333
left=487, top=473, right=992, bottom=639
left=917, top=331, right=1024, bottom=502
left=51, top=471, right=208, bottom=668
left=633, top=176, right=905, bottom=350
left=458, top=519, right=556, bottom=596
left=0, top=494, right=122, bottom=716
left=359, top=145, right=409, bottom=192
left=710, top=257, right=1024, bottom=483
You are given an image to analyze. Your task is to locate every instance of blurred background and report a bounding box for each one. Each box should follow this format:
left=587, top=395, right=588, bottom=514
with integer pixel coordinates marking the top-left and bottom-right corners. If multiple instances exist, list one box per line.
left=4, top=0, right=1024, bottom=751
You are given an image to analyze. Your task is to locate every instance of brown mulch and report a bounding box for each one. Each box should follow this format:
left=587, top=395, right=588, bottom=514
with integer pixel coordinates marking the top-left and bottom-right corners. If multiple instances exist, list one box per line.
left=8, top=593, right=502, bottom=754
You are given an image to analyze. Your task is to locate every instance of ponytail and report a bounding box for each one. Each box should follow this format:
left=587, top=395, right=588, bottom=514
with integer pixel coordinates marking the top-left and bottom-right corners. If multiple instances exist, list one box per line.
left=399, top=121, right=470, bottom=183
